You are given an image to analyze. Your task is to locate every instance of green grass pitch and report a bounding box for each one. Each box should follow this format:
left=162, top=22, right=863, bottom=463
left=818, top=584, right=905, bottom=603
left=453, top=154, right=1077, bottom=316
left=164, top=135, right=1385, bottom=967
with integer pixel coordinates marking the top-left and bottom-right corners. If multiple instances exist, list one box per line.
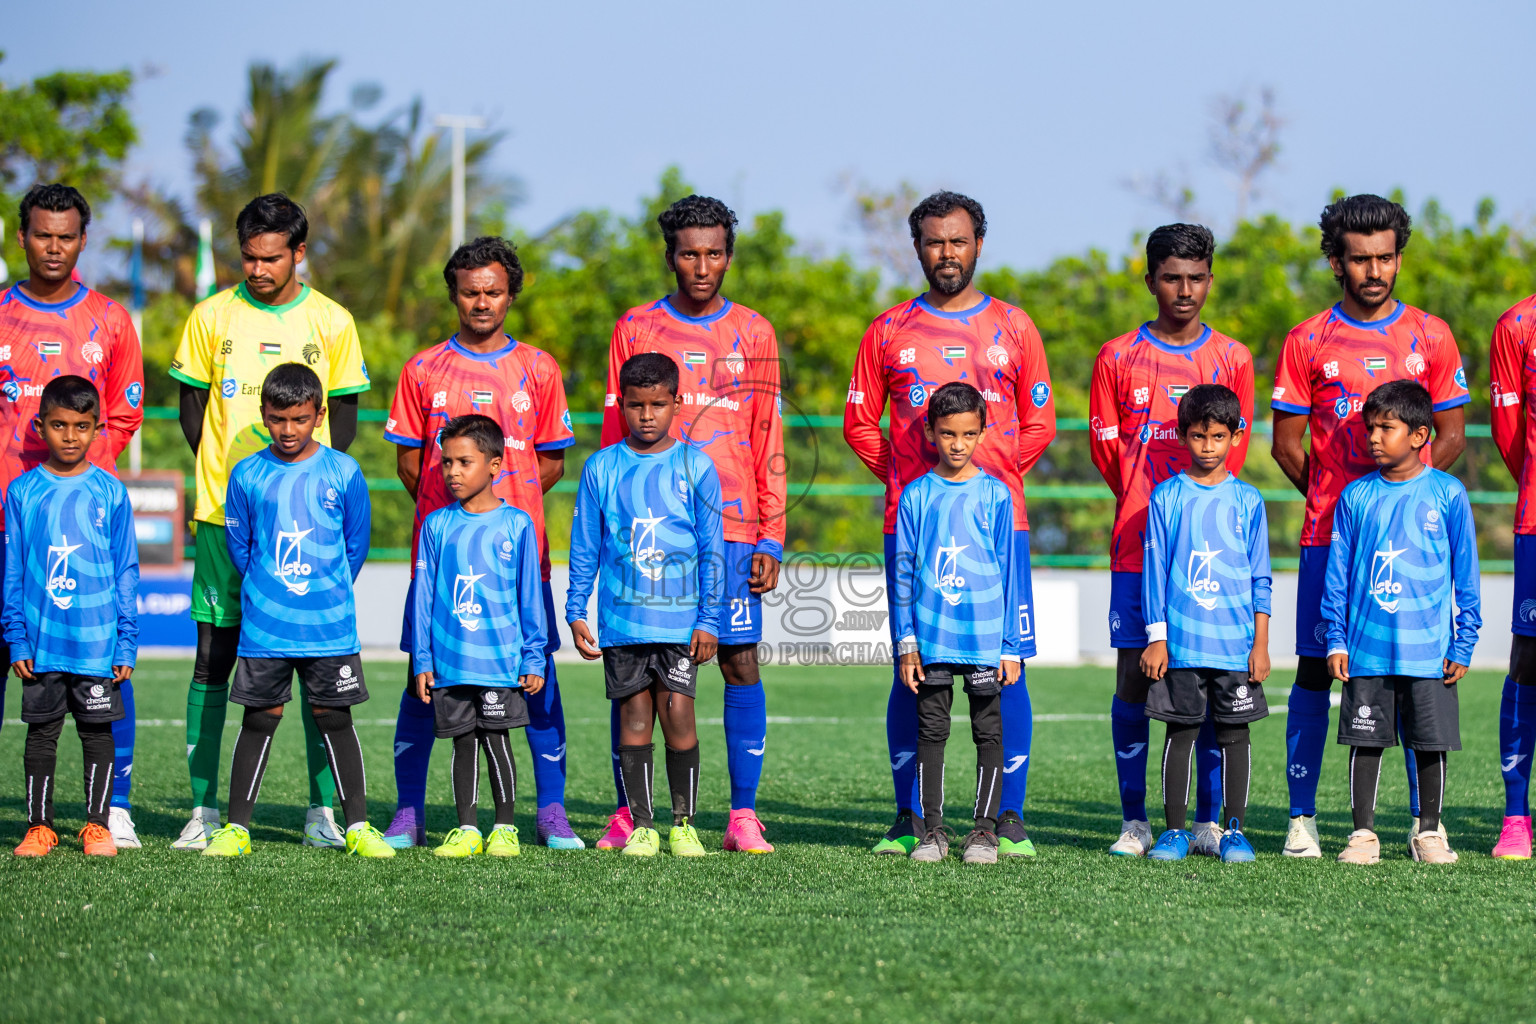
left=2, top=662, right=1534, bottom=1023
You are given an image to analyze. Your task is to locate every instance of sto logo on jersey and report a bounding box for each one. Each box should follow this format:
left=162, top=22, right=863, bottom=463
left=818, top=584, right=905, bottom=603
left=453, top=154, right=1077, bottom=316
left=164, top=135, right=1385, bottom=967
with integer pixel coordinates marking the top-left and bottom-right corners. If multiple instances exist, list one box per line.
left=630, top=511, right=666, bottom=582
left=46, top=536, right=81, bottom=610
left=933, top=538, right=967, bottom=607
left=1186, top=545, right=1222, bottom=611
left=1369, top=544, right=1406, bottom=613
left=453, top=571, right=485, bottom=631
left=273, top=522, right=314, bottom=596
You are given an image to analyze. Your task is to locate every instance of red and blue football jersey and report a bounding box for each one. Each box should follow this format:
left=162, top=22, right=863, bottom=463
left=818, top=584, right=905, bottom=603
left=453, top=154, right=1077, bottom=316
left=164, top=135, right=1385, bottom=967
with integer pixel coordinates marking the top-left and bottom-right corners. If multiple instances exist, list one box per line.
left=602, top=297, right=785, bottom=556
left=844, top=295, right=1055, bottom=533
left=1271, top=301, right=1468, bottom=546
left=1089, top=324, right=1253, bottom=571
left=0, top=284, right=144, bottom=524
left=385, top=335, right=574, bottom=580
left=1489, top=294, right=1536, bottom=534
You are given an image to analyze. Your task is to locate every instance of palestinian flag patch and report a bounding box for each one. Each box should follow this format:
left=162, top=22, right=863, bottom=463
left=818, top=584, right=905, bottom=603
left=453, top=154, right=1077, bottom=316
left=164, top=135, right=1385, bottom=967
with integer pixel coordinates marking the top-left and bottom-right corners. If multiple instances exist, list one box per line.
left=37, top=341, right=61, bottom=356
left=259, top=342, right=282, bottom=355
left=942, top=346, right=967, bottom=360
left=471, top=390, right=494, bottom=404
left=1364, top=356, right=1387, bottom=370
left=1167, top=384, right=1190, bottom=400
left=683, top=351, right=707, bottom=365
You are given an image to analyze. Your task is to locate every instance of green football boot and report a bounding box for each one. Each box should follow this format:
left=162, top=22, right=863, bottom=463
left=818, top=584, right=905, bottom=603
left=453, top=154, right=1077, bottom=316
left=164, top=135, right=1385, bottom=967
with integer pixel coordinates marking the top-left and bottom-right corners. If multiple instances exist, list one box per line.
left=872, top=812, right=924, bottom=855
left=623, top=826, right=662, bottom=857
left=201, top=824, right=252, bottom=858
left=486, top=825, right=521, bottom=858
left=344, top=823, right=397, bottom=858
left=667, top=820, right=707, bottom=857
left=997, top=812, right=1037, bottom=858
left=434, top=827, right=485, bottom=858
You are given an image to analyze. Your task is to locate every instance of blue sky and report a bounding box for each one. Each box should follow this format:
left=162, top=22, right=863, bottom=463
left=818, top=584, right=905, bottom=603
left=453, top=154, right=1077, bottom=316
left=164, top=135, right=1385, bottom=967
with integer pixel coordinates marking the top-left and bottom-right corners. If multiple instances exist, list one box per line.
left=8, top=0, right=1534, bottom=275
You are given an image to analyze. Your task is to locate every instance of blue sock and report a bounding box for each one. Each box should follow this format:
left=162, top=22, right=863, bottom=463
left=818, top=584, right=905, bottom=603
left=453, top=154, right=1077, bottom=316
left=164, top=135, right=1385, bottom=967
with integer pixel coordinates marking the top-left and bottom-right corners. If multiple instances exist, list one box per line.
left=1110, top=696, right=1150, bottom=821
left=1400, top=718, right=1420, bottom=817
left=1000, top=670, right=1033, bottom=816
left=1501, top=677, right=1536, bottom=817
left=887, top=670, right=920, bottom=815
left=723, top=680, right=767, bottom=810
left=392, top=687, right=436, bottom=817
left=1193, top=712, right=1222, bottom=823
left=610, top=701, right=627, bottom=809
left=523, top=655, right=568, bottom=808
left=1285, top=686, right=1331, bottom=816
left=110, top=678, right=135, bottom=810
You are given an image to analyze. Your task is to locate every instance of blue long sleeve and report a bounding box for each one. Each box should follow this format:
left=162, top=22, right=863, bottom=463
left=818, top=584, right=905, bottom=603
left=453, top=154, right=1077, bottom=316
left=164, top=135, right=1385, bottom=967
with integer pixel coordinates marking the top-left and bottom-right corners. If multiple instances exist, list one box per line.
left=1141, top=489, right=1170, bottom=641
left=564, top=463, right=602, bottom=626
left=411, top=519, right=439, bottom=677
left=692, top=459, right=725, bottom=638
left=110, top=492, right=139, bottom=668
left=343, top=464, right=371, bottom=580
left=1321, top=495, right=1354, bottom=657
left=516, top=520, right=548, bottom=676
left=1445, top=485, right=1482, bottom=666
left=992, top=493, right=1021, bottom=659
left=3, top=493, right=28, bottom=661
left=892, top=491, right=919, bottom=645
left=1247, top=490, right=1273, bottom=618
left=223, top=474, right=253, bottom=578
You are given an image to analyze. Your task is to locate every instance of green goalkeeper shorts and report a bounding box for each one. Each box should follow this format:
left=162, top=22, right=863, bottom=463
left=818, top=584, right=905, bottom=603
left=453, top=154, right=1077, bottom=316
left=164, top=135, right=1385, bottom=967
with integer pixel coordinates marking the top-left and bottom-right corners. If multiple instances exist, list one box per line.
left=191, top=522, right=243, bottom=627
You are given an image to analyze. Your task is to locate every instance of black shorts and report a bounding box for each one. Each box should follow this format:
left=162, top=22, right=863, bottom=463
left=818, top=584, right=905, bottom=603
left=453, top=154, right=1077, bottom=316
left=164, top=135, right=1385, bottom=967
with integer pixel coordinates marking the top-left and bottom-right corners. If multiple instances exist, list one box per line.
left=432, top=685, right=530, bottom=738
left=1339, top=675, right=1460, bottom=751
left=919, top=662, right=1003, bottom=697
left=604, top=643, right=697, bottom=701
left=20, top=673, right=124, bottom=724
left=231, top=654, right=369, bottom=709
left=1147, top=667, right=1268, bottom=725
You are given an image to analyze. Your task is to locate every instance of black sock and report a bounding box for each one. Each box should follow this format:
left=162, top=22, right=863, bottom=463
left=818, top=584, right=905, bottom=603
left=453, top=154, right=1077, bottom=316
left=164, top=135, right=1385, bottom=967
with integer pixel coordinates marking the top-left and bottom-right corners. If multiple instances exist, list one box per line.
left=1417, top=749, right=1447, bottom=833
left=970, top=691, right=1003, bottom=832
left=313, top=707, right=368, bottom=829
left=227, top=708, right=282, bottom=828
left=78, top=722, right=115, bottom=828
left=23, top=717, right=64, bottom=829
left=1216, top=722, right=1251, bottom=830
left=665, top=744, right=700, bottom=826
left=1161, top=723, right=1199, bottom=831
left=916, top=683, right=953, bottom=833
left=1350, top=746, right=1383, bottom=831
left=452, top=732, right=479, bottom=829
left=619, top=743, right=655, bottom=829
left=479, top=729, right=517, bottom=826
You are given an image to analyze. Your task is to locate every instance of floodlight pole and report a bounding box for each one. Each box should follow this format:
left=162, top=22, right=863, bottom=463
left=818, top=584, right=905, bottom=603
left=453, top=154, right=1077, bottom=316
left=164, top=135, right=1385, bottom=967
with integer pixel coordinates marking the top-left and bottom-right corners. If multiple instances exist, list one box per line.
left=434, top=114, right=487, bottom=252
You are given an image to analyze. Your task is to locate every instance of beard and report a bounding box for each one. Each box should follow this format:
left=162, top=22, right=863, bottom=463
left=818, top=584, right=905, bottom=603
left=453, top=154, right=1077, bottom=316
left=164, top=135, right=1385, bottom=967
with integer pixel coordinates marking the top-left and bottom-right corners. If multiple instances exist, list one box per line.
left=1342, top=271, right=1396, bottom=310
left=923, top=255, right=976, bottom=296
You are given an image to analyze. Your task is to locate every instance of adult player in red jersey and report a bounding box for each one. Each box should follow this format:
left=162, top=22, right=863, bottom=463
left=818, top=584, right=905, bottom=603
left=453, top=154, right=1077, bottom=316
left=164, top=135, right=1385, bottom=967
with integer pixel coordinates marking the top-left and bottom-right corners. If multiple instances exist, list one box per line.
left=0, top=183, right=144, bottom=847
left=597, top=195, right=784, bottom=854
left=1089, top=223, right=1254, bottom=859
left=381, top=237, right=583, bottom=850
left=1270, top=194, right=1467, bottom=858
left=845, top=191, right=1055, bottom=857
left=1487, top=293, right=1536, bottom=858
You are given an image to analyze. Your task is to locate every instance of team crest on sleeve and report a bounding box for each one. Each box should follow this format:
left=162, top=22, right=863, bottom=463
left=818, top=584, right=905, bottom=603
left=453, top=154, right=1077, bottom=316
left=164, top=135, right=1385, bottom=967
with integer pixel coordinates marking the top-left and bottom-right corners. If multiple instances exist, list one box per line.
left=125, top=382, right=142, bottom=409
left=1272, top=386, right=1285, bottom=401
left=1455, top=367, right=1468, bottom=389
left=562, top=409, right=573, bottom=431
left=1030, top=381, right=1051, bottom=408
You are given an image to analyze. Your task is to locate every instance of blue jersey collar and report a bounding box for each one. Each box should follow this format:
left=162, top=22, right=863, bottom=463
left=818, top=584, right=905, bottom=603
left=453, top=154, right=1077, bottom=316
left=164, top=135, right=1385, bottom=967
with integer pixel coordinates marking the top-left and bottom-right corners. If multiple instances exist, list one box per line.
left=659, top=296, right=732, bottom=326
left=1136, top=323, right=1212, bottom=355
left=9, top=282, right=87, bottom=313
left=1330, top=301, right=1404, bottom=331
left=448, top=334, right=518, bottom=362
left=915, top=294, right=990, bottom=321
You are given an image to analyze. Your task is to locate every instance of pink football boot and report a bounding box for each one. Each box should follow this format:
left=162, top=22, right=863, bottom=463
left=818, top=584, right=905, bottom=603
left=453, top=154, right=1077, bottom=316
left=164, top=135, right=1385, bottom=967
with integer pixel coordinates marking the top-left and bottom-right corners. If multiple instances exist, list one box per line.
left=722, top=809, right=775, bottom=854
left=1492, top=815, right=1533, bottom=860
left=596, top=807, right=634, bottom=850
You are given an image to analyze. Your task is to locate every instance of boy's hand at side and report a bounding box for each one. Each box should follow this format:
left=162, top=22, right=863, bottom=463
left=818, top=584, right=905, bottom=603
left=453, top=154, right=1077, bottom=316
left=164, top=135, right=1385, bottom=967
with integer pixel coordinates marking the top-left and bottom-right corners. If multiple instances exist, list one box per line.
left=1249, top=611, right=1270, bottom=683
left=749, top=552, right=781, bottom=594
left=1139, top=641, right=1168, bottom=681
left=1000, top=659, right=1020, bottom=686
left=413, top=672, right=435, bottom=703
left=1327, top=653, right=1349, bottom=682
left=11, top=659, right=33, bottom=680
left=1443, top=659, right=1467, bottom=685
left=113, top=665, right=134, bottom=682
left=899, top=651, right=925, bottom=693
left=690, top=629, right=717, bottom=665
left=570, top=620, right=601, bottom=660
left=520, top=673, right=545, bottom=695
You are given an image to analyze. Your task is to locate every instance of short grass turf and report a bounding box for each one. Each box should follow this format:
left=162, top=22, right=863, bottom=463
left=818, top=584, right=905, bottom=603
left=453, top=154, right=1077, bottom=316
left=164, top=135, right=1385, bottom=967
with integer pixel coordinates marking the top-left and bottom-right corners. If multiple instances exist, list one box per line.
left=1, top=663, right=1534, bottom=1023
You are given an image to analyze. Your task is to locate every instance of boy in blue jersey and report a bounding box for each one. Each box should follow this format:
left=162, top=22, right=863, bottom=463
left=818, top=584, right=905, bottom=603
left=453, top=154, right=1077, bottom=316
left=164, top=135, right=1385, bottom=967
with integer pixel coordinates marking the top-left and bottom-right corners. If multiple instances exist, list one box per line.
left=1324, top=380, right=1480, bottom=865
left=568, top=353, right=724, bottom=858
left=894, top=382, right=1021, bottom=865
left=7, top=377, right=137, bottom=857
left=203, top=363, right=392, bottom=858
left=411, top=414, right=547, bottom=858
left=1140, top=384, right=1271, bottom=863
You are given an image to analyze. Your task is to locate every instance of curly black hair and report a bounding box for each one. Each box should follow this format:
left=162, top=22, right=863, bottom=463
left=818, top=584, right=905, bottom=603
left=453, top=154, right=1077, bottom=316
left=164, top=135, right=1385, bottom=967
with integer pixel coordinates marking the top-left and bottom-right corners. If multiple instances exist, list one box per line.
left=20, top=183, right=92, bottom=234
left=1319, top=194, right=1411, bottom=260
left=1146, top=223, right=1215, bottom=274
left=907, top=191, right=986, bottom=241
left=236, top=193, right=308, bottom=249
left=443, top=236, right=525, bottom=301
left=657, top=195, right=738, bottom=258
